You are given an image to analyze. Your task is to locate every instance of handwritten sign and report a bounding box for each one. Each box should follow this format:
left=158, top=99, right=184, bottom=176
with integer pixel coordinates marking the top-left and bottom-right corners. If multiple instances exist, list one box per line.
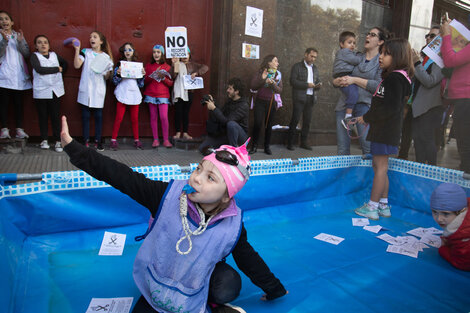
left=120, top=61, right=143, bottom=79
left=183, top=75, right=204, bottom=90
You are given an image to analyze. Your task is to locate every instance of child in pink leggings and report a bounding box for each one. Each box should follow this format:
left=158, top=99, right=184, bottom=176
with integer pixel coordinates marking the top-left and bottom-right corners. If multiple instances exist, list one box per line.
left=143, top=44, right=173, bottom=148
left=111, top=42, right=145, bottom=150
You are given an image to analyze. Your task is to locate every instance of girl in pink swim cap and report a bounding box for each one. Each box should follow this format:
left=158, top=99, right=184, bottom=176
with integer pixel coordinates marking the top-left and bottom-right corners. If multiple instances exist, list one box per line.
left=61, top=116, right=256, bottom=312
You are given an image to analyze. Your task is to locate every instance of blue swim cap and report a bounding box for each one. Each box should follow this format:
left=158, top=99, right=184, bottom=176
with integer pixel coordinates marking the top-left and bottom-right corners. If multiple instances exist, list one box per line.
left=430, top=183, right=467, bottom=212
left=153, top=44, right=164, bottom=54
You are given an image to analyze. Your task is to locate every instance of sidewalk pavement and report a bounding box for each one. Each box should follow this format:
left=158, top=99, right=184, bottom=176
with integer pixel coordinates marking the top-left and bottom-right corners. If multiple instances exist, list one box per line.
left=0, top=137, right=461, bottom=177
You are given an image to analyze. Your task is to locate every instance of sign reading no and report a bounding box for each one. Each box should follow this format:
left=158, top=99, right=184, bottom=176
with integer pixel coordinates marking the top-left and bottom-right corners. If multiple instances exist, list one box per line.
left=165, top=26, right=189, bottom=58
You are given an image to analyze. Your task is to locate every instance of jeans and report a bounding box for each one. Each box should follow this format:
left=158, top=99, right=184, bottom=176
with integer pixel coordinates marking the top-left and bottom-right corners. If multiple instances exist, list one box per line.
left=131, top=262, right=241, bottom=312
left=199, top=121, right=248, bottom=153
left=81, top=105, right=103, bottom=143
left=452, top=98, right=470, bottom=173
left=342, top=85, right=359, bottom=110
left=336, top=102, right=370, bottom=155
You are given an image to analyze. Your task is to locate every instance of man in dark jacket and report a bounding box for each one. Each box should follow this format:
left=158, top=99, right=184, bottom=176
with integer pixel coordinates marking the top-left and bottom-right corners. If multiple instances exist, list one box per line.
left=287, top=48, right=322, bottom=151
left=199, top=77, right=249, bottom=153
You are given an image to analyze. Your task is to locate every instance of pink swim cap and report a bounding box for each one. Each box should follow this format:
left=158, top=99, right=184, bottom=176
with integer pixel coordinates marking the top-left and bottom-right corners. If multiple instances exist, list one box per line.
left=202, top=140, right=251, bottom=198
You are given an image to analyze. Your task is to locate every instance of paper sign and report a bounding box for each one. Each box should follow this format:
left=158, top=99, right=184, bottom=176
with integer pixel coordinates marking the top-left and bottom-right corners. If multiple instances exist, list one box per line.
left=120, top=61, right=143, bottom=79
left=85, top=297, right=133, bottom=313
left=314, top=233, right=344, bottom=245
left=363, top=225, right=382, bottom=233
left=165, top=26, right=188, bottom=58
left=376, top=233, right=402, bottom=245
left=183, top=75, right=204, bottom=90
left=423, top=19, right=470, bottom=68
left=99, top=231, right=126, bottom=256
left=149, top=69, right=171, bottom=82
left=352, top=218, right=370, bottom=226
left=242, top=43, right=260, bottom=59
left=386, top=245, right=419, bottom=258
left=245, top=6, right=263, bottom=38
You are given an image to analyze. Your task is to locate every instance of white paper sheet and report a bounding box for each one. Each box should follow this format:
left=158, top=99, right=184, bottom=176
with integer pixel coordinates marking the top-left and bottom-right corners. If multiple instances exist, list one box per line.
left=245, top=6, right=263, bottom=38
left=314, top=233, right=345, bottom=245
left=120, top=61, right=143, bottom=79
left=99, top=231, right=126, bottom=256
left=386, top=245, right=419, bottom=258
left=183, top=75, right=204, bottom=90
left=352, top=218, right=370, bottom=226
left=363, top=225, right=382, bottom=233
left=85, top=297, right=133, bottom=313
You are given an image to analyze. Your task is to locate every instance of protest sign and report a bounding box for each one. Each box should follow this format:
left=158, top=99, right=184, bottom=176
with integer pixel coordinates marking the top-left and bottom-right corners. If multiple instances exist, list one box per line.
left=165, top=26, right=188, bottom=58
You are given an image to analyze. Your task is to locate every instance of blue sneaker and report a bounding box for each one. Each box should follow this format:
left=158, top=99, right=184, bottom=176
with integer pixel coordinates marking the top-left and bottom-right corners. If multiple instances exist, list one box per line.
left=355, top=203, right=379, bottom=220
left=378, top=204, right=391, bottom=217
left=362, top=153, right=373, bottom=160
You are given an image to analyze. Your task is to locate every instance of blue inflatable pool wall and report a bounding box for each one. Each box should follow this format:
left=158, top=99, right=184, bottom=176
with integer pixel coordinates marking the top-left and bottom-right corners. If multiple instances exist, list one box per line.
left=1, top=156, right=469, bottom=313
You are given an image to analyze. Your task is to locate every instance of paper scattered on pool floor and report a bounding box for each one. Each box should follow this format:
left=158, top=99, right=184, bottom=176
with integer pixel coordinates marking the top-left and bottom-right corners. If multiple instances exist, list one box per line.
left=314, top=233, right=345, bottom=245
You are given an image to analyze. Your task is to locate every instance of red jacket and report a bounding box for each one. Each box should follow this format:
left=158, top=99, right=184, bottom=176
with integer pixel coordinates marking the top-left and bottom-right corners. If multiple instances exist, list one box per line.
left=143, top=63, right=173, bottom=99
left=439, top=198, right=470, bottom=271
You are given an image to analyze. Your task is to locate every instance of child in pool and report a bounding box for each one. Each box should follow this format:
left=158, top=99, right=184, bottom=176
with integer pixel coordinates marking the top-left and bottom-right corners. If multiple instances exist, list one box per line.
left=430, top=183, right=470, bottom=271
left=355, top=38, right=413, bottom=220
left=60, top=116, right=286, bottom=312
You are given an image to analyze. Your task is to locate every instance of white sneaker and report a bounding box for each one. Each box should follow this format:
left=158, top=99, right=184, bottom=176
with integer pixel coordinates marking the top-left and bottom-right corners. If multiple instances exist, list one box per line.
left=0, top=128, right=10, bottom=139
left=55, top=141, right=63, bottom=152
left=40, top=140, right=50, bottom=149
left=16, top=128, right=29, bottom=139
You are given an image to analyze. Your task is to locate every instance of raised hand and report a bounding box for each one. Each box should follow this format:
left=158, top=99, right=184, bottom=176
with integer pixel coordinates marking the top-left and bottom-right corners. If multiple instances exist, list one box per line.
left=60, top=116, right=73, bottom=147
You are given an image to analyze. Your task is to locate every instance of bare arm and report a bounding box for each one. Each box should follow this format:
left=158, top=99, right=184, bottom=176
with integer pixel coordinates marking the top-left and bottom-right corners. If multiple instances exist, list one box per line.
left=73, top=43, right=84, bottom=69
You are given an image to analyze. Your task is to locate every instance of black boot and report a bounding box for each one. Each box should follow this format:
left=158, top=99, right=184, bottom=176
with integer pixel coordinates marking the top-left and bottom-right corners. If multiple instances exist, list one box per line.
left=264, top=146, right=272, bottom=155
left=249, top=144, right=257, bottom=154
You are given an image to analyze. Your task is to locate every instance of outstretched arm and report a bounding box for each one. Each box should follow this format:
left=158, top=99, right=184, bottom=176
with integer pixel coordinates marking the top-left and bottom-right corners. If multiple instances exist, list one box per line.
left=61, top=116, right=168, bottom=216
left=231, top=224, right=287, bottom=301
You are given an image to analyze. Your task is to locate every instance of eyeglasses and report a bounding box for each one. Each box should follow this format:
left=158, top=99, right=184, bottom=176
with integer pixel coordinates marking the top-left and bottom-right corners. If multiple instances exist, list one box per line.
left=366, top=32, right=379, bottom=38
left=425, top=33, right=437, bottom=40
left=124, top=48, right=134, bottom=52
left=209, top=149, right=251, bottom=180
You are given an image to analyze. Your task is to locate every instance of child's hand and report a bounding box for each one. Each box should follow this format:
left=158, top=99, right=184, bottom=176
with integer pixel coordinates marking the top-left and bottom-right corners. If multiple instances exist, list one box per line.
left=141, top=68, right=146, bottom=75
left=59, top=66, right=63, bottom=73
left=260, top=290, right=289, bottom=301
left=171, top=57, right=179, bottom=64
left=72, top=39, right=80, bottom=51
left=117, top=66, right=121, bottom=75
left=17, top=29, right=24, bottom=41
left=356, top=116, right=365, bottom=125
left=60, top=116, right=73, bottom=147
left=191, top=72, right=197, bottom=79
left=0, top=30, right=9, bottom=41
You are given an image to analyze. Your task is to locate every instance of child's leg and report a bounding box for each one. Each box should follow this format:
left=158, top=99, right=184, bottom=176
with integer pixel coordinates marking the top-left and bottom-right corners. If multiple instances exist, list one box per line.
left=0, top=87, right=11, bottom=128
left=158, top=103, right=169, bottom=141
left=208, top=262, right=241, bottom=305
left=50, top=95, right=61, bottom=142
left=343, top=85, right=358, bottom=118
left=35, top=98, right=49, bottom=140
left=81, top=105, right=91, bottom=143
left=94, top=108, right=103, bottom=143
left=12, top=89, right=24, bottom=129
left=370, top=155, right=389, bottom=202
left=129, top=105, right=140, bottom=140
left=148, top=102, right=159, bottom=140
left=174, top=99, right=183, bottom=135
left=111, top=101, right=126, bottom=140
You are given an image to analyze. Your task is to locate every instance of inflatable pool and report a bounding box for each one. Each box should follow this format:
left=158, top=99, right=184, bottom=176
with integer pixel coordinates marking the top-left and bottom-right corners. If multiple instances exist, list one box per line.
left=1, top=156, right=469, bottom=313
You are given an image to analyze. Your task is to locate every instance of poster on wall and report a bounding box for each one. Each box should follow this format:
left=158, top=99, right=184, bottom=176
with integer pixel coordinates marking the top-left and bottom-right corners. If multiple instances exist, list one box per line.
left=165, top=26, right=189, bottom=58
left=242, top=43, right=260, bottom=59
left=422, top=19, right=470, bottom=68
left=245, top=6, right=263, bottom=38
